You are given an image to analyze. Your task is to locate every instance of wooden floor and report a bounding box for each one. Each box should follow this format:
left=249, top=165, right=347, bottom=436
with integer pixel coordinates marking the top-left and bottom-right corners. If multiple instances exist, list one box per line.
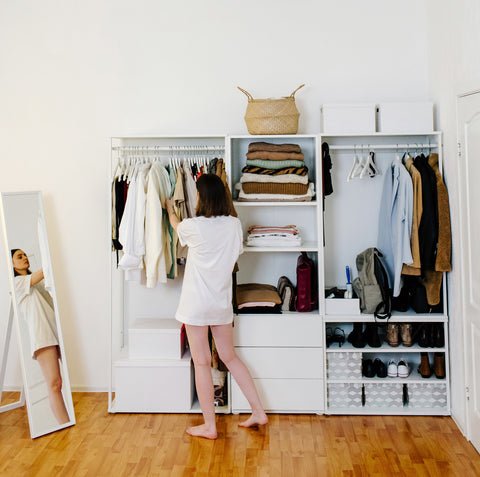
left=1, top=393, right=480, bottom=476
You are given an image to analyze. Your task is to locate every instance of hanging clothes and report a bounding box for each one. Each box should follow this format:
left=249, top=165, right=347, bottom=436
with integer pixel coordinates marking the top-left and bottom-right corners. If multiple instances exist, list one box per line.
left=173, top=167, right=189, bottom=260
left=423, top=153, right=452, bottom=305
left=377, top=157, right=414, bottom=297
left=145, top=162, right=173, bottom=288
left=414, top=154, right=438, bottom=274
left=401, top=155, right=423, bottom=276
left=183, top=163, right=198, bottom=218
left=118, top=163, right=150, bottom=282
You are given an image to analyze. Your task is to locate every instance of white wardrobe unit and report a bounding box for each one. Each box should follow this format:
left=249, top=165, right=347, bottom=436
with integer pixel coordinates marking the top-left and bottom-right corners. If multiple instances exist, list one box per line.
left=109, top=136, right=229, bottom=414
left=321, top=132, right=450, bottom=415
left=108, top=132, right=451, bottom=417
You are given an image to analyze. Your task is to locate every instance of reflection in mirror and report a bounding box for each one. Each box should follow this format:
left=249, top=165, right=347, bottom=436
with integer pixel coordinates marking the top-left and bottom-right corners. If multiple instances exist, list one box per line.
left=0, top=191, right=75, bottom=438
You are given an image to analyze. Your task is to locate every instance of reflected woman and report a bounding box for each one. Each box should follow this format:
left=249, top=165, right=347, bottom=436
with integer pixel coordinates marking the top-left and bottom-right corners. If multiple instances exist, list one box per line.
left=11, top=249, right=69, bottom=425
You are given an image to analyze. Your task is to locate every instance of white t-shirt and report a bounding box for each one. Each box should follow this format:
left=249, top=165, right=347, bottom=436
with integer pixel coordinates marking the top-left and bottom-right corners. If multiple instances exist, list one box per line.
left=15, top=275, right=59, bottom=359
left=175, top=215, right=243, bottom=326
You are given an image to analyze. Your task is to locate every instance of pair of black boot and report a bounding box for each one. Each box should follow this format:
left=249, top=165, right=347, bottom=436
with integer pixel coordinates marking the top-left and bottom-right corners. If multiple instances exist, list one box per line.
left=348, top=323, right=381, bottom=348
left=362, top=358, right=387, bottom=377
left=417, top=323, right=444, bottom=348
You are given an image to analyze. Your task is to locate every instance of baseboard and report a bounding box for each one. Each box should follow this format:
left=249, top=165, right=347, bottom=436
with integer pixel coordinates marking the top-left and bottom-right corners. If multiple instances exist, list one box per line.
left=451, top=409, right=467, bottom=438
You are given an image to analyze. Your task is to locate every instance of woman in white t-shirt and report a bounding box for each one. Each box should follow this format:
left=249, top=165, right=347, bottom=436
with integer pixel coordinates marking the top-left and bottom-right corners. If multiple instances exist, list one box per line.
left=11, top=249, right=70, bottom=424
left=167, top=174, right=267, bottom=439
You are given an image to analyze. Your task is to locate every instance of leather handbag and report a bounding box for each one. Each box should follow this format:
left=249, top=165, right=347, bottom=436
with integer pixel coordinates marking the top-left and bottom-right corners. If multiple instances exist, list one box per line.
left=295, top=252, right=318, bottom=312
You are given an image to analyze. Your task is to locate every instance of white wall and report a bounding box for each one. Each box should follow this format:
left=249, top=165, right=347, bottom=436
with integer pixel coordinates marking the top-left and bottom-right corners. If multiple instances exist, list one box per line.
left=0, top=0, right=431, bottom=390
left=426, top=0, right=480, bottom=436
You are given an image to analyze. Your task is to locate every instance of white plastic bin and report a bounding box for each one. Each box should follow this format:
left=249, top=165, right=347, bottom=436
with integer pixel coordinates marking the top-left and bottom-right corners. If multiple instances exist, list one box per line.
left=378, top=102, right=433, bottom=133
left=129, top=318, right=186, bottom=360
left=321, top=103, right=376, bottom=133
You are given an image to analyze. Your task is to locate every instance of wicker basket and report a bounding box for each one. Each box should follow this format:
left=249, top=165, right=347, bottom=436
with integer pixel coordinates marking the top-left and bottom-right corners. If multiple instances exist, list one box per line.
left=238, top=84, right=305, bottom=135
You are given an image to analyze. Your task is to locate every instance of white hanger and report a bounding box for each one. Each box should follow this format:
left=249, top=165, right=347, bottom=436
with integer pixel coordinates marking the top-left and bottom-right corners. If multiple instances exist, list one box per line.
left=360, top=150, right=378, bottom=178
left=347, top=145, right=360, bottom=182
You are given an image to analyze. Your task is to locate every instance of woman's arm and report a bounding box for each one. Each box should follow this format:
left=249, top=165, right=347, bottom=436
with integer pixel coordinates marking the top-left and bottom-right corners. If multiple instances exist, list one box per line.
left=30, top=269, right=44, bottom=286
left=166, top=198, right=180, bottom=231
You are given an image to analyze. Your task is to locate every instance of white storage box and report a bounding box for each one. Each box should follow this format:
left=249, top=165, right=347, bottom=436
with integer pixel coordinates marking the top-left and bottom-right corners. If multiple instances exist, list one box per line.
left=408, top=383, right=447, bottom=409
left=113, top=352, right=194, bottom=412
left=129, top=318, right=186, bottom=360
left=365, top=383, right=403, bottom=408
left=325, top=298, right=360, bottom=315
left=327, top=383, right=363, bottom=409
left=321, top=103, right=376, bottom=134
left=378, top=102, right=434, bottom=133
left=327, top=352, right=362, bottom=380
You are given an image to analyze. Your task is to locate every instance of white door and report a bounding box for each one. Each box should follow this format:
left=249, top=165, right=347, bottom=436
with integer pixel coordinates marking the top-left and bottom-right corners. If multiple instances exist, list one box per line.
left=458, top=90, right=480, bottom=453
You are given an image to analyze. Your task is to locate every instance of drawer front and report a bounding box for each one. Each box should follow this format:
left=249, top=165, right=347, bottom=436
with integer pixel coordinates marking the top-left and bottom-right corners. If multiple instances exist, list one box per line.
left=233, top=314, right=322, bottom=347
left=232, top=378, right=324, bottom=413
left=235, top=347, right=323, bottom=379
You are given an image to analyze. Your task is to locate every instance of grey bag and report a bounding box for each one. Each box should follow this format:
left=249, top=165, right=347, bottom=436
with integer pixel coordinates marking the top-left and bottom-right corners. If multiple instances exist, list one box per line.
left=352, top=248, right=392, bottom=319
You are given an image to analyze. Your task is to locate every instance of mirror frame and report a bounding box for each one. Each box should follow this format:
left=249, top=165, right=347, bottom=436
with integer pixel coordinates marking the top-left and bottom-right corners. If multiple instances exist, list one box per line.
left=0, top=191, right=75, bottom=438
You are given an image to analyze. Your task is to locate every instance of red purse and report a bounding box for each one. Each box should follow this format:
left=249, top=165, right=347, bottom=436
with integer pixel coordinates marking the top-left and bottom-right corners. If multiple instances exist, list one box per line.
left=295, top=252, right=318, bottom=312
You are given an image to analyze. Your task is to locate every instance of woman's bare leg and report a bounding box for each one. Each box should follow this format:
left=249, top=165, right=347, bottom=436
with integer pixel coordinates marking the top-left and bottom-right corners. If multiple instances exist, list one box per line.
left=210, top=324, right=267, bottom=428
left=35, top=346, right=69, bottom=424
left=185, top=324, right=217, bottom=439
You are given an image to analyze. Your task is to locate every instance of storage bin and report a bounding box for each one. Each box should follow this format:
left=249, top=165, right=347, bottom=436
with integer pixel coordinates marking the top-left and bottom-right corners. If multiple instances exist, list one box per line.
left=325, top=298, right=360, bottom=315
left=408, top=383, right=447, bottom=409
left=377, top=102, right=434, bottom=133
left=364, top=382, right=403, bottom=408
left=129, top=318, right=186, bottom=360
left=327, top=383, right=363, bottom=408
left=113, top=352, right=194, bottom=412
left=326, top=352, right=362, bottom=380
left=321, top=103, right=376, bottom=134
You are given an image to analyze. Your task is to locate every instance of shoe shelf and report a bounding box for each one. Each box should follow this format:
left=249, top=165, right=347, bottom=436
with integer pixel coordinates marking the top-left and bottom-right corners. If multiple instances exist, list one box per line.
left=324, top=313, right=447, bottom=323
left=326, top=343, right=446, bottom=353
left=325, top=407, right=450, bottom=416
left=327, top=368, right=446, bottom=383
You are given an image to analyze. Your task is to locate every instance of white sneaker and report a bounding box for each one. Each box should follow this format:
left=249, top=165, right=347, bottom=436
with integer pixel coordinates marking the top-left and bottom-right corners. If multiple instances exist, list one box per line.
left=387, top=359, right=398, bottom=377
left=397, top=359, right=410, bottom=378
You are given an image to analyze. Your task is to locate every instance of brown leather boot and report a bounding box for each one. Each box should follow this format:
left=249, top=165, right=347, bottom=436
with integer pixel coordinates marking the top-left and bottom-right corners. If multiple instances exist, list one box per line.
left=400, top=323, right=413, bottom=347
left=387, top=323, right=399, bottom=347
left=434, top=353, right=445, bottom=379
left=418, top=352, right=431, bottom=378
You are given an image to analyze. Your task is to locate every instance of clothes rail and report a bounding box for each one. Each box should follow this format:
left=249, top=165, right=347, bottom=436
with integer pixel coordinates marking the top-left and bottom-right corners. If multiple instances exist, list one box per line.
left=112, top=145, right=225, bottom=152
left=328, top=143, right=438, bottom=150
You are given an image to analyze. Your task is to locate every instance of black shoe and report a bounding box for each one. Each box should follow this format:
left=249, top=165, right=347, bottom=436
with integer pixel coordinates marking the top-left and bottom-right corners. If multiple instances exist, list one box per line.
left=365, top=323, right=382, bottom=348
left=373, top=358, right=387, bottom=378
left=362, top=358, right=374, bottom=377
left=433, top=323, right=445, bottom=348
left=417, top=324, right=431, bottom=348
left=348, top=323, right=367, bottom=348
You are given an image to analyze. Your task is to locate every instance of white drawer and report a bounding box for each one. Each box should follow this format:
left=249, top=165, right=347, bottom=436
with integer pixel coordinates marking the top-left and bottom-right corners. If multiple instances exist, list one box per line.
left=233, top=314, right=322, bottom=347
left=231, top=377, right=324, bottom=413
left=235, top=347, right=323, bottom=379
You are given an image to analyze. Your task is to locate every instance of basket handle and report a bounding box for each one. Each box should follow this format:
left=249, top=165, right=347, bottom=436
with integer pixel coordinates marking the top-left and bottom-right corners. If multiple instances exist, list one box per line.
left=289, top=84, right=305, bottom=97
left=237, top=86, right=254, bottom=101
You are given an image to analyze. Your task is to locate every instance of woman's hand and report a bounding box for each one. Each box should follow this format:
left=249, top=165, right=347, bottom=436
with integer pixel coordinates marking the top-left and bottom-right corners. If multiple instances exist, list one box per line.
left=166, top=198, right=180, bottom=231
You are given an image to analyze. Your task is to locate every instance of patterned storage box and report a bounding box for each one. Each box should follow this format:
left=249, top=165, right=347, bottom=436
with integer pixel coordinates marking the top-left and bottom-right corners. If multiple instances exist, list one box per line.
left=408, top=383, right=447, bottom=409
left=326, top=352, right=362, bottom=380
left=328, top=383, right=363, bottom=409
left=365, top=383, right=403, bottom=408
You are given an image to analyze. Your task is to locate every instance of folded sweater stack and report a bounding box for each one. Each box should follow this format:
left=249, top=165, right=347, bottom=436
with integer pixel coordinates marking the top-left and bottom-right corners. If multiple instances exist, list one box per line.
left=236, top=283, right=282, bottom=314
left=238, top=142, right=315, bottom=201
left=246, top=225, right=302, bottom=247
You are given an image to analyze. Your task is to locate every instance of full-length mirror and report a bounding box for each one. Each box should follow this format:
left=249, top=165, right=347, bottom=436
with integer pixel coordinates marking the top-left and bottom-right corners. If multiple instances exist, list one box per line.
left=0, top=191, right=75, bottom=438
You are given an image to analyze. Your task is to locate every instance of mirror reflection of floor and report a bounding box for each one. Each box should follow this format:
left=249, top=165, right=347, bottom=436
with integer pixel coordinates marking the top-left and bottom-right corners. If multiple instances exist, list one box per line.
left=0, top=391, right=22, bottom=406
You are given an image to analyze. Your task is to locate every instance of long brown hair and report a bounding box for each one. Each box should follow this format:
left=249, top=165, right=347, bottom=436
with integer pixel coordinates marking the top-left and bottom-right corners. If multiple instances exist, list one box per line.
left=195, top=174, right=230, bottom=217
left=11, top=249, right=32, bottom=276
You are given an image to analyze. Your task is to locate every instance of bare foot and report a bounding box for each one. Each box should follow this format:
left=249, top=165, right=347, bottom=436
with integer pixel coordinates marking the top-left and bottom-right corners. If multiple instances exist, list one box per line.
left=186, top=424, right=217, bottom=440
left=238, top=413, right=268, bottom=428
